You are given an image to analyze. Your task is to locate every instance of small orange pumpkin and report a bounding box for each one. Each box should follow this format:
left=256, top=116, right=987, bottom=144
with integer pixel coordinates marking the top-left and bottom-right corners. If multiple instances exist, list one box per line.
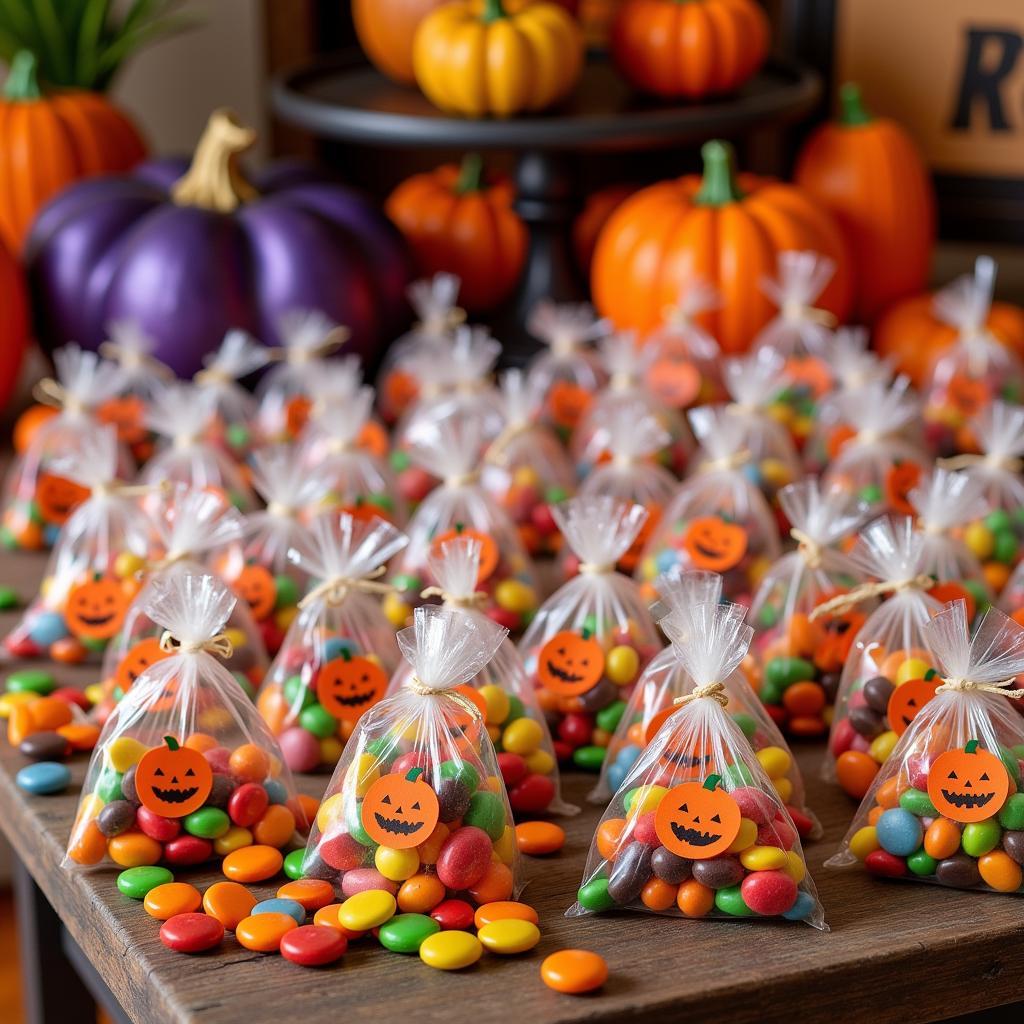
left=928, top=740, right=1010, bottom=824
left=573, top=183, right=638, bottom=276
left=538, top=630, right=605, bottom=696
left=654, top=773, right=741, bottom=859
left=813, top=606, right=867, bottom=674
left=65, top=575, right=130, bottom=640
left=547, top=380, right=594, bottom=431
left=115, top=636, right=172, bottom=695
left=887, top=672, right=940, bottom=737
left=681, top=516, right=748, bottom=573
left=431, top=525, right=499, bottom=583
left=234, top=564, right=277, bottom=621
left=361, top=767, right=440, bottom=849
left=35, top=473, right=90, bottom=527
left=316, top=652, right=388, bottom=723
left=884, top=461, right=923, bottom=516
left=135, top=735, right=213, bottom=818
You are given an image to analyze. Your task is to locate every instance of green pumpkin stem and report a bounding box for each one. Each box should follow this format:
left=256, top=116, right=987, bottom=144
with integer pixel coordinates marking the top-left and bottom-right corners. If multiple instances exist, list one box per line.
left=5, top=52, right=42, bottom=101
left=702, top=773, right=722, bottom=792
left=964, top=739, right=980, bottom=755
left=839, top=83, right=872, bottom=126
left=406, top=767, right=425, bottom=782
left=481, top=0, right=506, bottom=22
left=924, top=668, right=937, bottom=680
left=694, top=141, right=745, bottom=207
left=163, top=736, right=180, bottom=752
left=455, top=154, right=485, bottom=195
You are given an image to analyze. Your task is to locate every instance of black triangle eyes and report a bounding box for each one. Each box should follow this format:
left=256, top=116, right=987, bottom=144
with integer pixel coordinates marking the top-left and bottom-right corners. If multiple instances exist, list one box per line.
left=185, top=768, right=195, bottom=777
left=981, top=773, right=990, bottom=781
left=679, top=803, right=688, bottom=812
left=948, top=771, right=957, bottom=780
left=382, top=794, right=391, bottom=804
left=154, top=768, right=164, bottom=776
left=711, top=814, right=721, bottom=823
left=412, top=802, right=420, bottom=810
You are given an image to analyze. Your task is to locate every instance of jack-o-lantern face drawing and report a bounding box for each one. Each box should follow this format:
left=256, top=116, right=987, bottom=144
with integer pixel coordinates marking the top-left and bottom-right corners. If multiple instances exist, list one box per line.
left=654, top=774, right=742, bottom=859
left=814, top=607, right=867, bottom=673
left=361, top=767, right=440, bottom=849
left=35, top=473, right=89, bottom=526
left=234, top=564, right=277, bottom=621
left=316, top=653, right=388, bottom=723
left=547, top=380, right=592, bottom=430
left=538, top=631, right=604, bottom=696
left=888, top=673, right=941, bottom=736
left=783, top=355, right=832, bottom=399
left=646, top=357, right=700, bottom=409
left=884, top=461, right=923, bottom=516
left=136, top=736, right=213, bottom=817
left=148, top=675, right=181, bottom=714
left=927, top=739, right=1010, bottom=823
left=681, top=516, right=748, bottom=573
left=116, top=636, right=172, bottom=694
left=65, top=575, right=129, bottom=640
left=431, top=525, right=498, bottom=584
left=945, top=375, right=989, bottom=420
left=98, top=395, right=147, bottom=447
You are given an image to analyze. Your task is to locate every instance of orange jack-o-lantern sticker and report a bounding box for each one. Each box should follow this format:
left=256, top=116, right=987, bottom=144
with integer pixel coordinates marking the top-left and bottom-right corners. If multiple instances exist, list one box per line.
left=538, top=630, right=604, bottom=696
left=887, top=671, right=941, bottom=737
left=339, top=499, right=393, bottom=525
left=927, top=739, right=1010, bottom=823
left=98, top=395, right=148, bottom=447
left=361, top=767, right=440, bottom=849
left=148, top=675, right=181, bottom=714
left=449, top=684, right=489, bottom=728
left=826, top=424, right=857, bottom=461
left=431, top=525, right=498, bottom=584
left=35, top=473, right=90, bottom=526
left=783, top=355, right=833, bottom=399
left=928, top=582, right=976, bottom=624
left=813, top=606, right=867, bottom=674
left=285, top=395, right=313, bottom=438
left=547, top=380, right=592, bottom=430
left=316, top=652, right=388, bottom=723
left=116, top=636, right=172, bottom=695
left=357, top=420, right=389, bottom=460
left=884, top=461, right=923, bottom=516
left=681, top=516, right=748, bottom=573
left=65, top=575, right=130, bottom=641
left=383, top=368, right=419, bottom=419
left=646, top=357, right=701, bottom=409
left=234, top=564, right=277, bottom=621
left=654, top=774, right=741, bottom=859
left=945, top=374, right=989, bottom=420
left=135, top=736, right=213, bottom=817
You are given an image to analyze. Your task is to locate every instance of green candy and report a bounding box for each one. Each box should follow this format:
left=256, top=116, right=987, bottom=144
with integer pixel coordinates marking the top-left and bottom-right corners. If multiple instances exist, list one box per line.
left=572, top=745, right=606, bottom=772
left=0, top=586, right=21, bottom=610
left=596, top=700, right=627, bottom=734
left=233, top=673, right=256, bottom=702
left=999, top=746, right=1023, bottom=787
left=765, top=657, right=815, bottom=689
left=577, top=876, right=615, bottom=912
left=545, top=485, right=568, bottom=504
left=347, top=803, right=377, bottom=848
left=117, top=866, right=173, bottom=900
left=998, top=793, right=1024, bottom=831
left=226, top=423, right=250, bottom=450
left=1013, top=506, right=1024, bottom=527
left=505, top=694, right=525, bottom=724
left=389, top=449, right=411, bottom=472
left=283, top=848, right=307, bottom=881
left=378, top=913, right=440, bottom=953
left=440, top=759, right=480, bottom=793
left=184, top=807, right=230, bottom=839
left=758, top=678, right=786, bottom=707
left=300, top=703, right=339, bottom=739
left=27, top=500, right=43, bottom=526
left=6, top=669, right=56, bottom=695
left=962, top=579, right=991, bottom=615
left=858, top=483, right=883, bottom=505
left=714, top=885, right=756, bottom=917
left=365, top=735, right=396, bottom=760
left=985, top=509, right=1012, bottom=533
left=82, top=635, right=107, bottom=653
left=907, top=849, right=937, bottom=877
left=391, top=573, right=422, bottom=595
left=993, top=530, right=1019, bottom=564
left=723, top=762, right=755, bottom=788
left=756, top=604, right=779, bottom=630
left=463, top=790, right=506, bottom=840
left=899, top=788, right=937, bottom=818
left=582, top=613, right=599, bottom=637
left=282, top=675, right=315, bottom=711
left=274, top=575, right=300, bottom=610
left=96, top=769, right=124, bottom=804
left=368, top=492, right=395, bottom=513
left=961, top=819, right=1002, bottom=858
left=731, top=713, right=758, bottom=740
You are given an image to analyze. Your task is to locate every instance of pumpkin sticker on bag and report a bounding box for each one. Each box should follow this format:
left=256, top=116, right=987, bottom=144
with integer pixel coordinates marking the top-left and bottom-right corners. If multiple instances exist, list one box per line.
left=887, top=671, right=941, bottom=737
left=234, top=563, right=277, bottom=621
left=654, top=774, right=741, bottom=859
left=538, top=630, right=604, bottom=696
left=944, top=375, right=989, bottom=420
left=65, top=575, right=130, bottom=640
left=646, top=357, right=701, bottom=409
left=547, top=380, right=592, bottom=430
left=927, top=740, right=1010, bottom=824
left=316, top=652, right=388, bottom=723
left=430, top=525, right=498, bottom=584
left=136, top=736, right=213, bottom=817
left=884, top=461, right=923, bottom=517
left=115, top=636, right=172, bottom=695
left=361, top=767, right=440, bottom=849
left=681, top=516, right=747, bottom=572
left=98, top=395, right=148, bottom=447
left=35, top=472, right=90, bottom=526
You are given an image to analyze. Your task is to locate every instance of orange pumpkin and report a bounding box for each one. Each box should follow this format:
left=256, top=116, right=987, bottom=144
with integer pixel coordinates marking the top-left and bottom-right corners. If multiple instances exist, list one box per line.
left=35, top=472, right=90, bottom=527
left=884, top=461, right=923, bottom=517
left=352, top=0, right=449, bottom=84
left=0, top=51, right=146, bottom=251
left=361, top=767, right=440, bottom=849
left=233, top=564, right=277, bottom=621
left=431, top=525, right=499, bottom=583
left=681, top=516, right=748, bottom=573
left=538, top=631, right=605, bottom=695
left=316, top=653, right=388, bottom=723
left=794, top=83, right=935, bottom=323
left=65, top=575, right=130, bottom=641
left=592, top=140, right=853, bottom=353
left=572, top=183, right=637, bottom=276
left=611, top=0, right=768, bottom=100
left=115, top=636, right=172, bottom=695
left=135, top=735, right=213, bottom=817
left=927, top=740, right=1010, bottom=824
left=887, top=673, right=940, bottom=737
left=654, top=774, right=741, bottom=858
left=578, top=0, right=621, bottom=46
left=385, top=154, right=527, bottom=313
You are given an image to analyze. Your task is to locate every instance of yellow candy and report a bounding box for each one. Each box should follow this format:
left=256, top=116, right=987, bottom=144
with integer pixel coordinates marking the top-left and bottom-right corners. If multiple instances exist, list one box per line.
left=375, top=845, right=420, bottom=882
left=772, top=777, right=793, bottom=804
left=525, top=749, right=555, bottom=776
left=214, top=826, right=253, bottom=856
left=365, top=653, right=383, bottom=668
left=640, top=555, right=659, bottom=582
left=106, top=736, right=148, bottom=772
left=726, top=817, right=758, bottom=854
left=823, top=704, right=834, bottom=728
left=84, top=683, right=106, bottom=707
left=748, top=556, right=772, bottom=589
left=339, top=889, right=396, bottom=931
left=628, top=784, right=666, bottom=815
left=320, top=736, right=344, bottom=764
left=479, top=684, right=511, bottom=725
left=223, top=627, right=246, bottom=650
left=896, top=658, right=931, bottom=685
left=592, top=727, right=611, bottom=747
left=868, top=730, right=899, bottom=765
left=39, top=576, right=52, bottom=599
left=383, top=592, right=412, bottom=629
left=316, top=793, right=346, bottom=833
left=75, top=792, right=104, bottom=825
left=275, top=606, right=297, bottom=631
left=114, top=551, right=145, bottom=578
left=760, top=458, right=793, bottom=488
left=605, top=645, right=639, bottom=686
left=739, top=845, right=788, bottom=871
left=783, top=850, right=806, bottom=883
left=494, top=579, right=536, bottom=615
left=419, top=930, right=482, bottom=970
left=791, top=415, right=814, bottom=440
left=767, top=403, right=794, bottom=426
left=849, top=825, right=880, bottom=861
left=350, top=754, right=380, bottom=797
left=198, top=706, right=232, bottom=733
left=513, top=465, right=540, bottom=489
left=493, top=826, right=516, bottom=865
left=502, top=717, right=543, bottom=756
left=478, top=919, right=540, bottom=954
left=756, top=746, right=791, bottom=780
left=964, top=521, right=994, bottom=560
left=0, top=691, right=39, bottom=718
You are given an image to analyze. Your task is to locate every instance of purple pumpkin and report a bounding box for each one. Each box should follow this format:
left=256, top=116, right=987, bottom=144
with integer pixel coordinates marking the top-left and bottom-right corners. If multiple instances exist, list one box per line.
left=25, top=110, right=413, bottom=377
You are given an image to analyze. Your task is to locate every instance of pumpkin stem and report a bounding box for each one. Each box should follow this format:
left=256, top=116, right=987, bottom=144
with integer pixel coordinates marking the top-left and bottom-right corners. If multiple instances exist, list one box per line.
left=693, top=141, right=745, bottom=207
left=455, top=154, right=484, bottom=196
left=702, top=773, right=722, bottom=792
left=340, top=648, right=352, bottom=662
left=171, top=108, right=259, bottom=213
left=964, top=739, right=980, bottom=754
left=839, top=83, right=873, bottom=127
left=4, top=51, right=42, bottom=101
left=481, top=0, right=506, bottom=22
left=924, top=668, right=937, bottom=680
left=406, top=767, right=424, bottom=782
left=164, top=736, right=180, bottom=751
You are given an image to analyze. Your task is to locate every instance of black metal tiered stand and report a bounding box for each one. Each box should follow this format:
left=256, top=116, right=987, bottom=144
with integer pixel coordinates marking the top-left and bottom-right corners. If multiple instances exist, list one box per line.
left=272, top=51, right=821, bottom=364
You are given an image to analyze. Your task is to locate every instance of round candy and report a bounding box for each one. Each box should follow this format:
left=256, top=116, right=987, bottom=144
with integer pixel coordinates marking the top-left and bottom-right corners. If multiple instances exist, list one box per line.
left=740, top=870, right=798, bottom=916
left=430, top=899, right=475, bottom=931
left=144, top=882, right=201, bottom=920
left=236, top=912, right=298, bottom=952
left=253, top=897, right=305, bottom=925
left=474, top=901, right=539, bottom=930
left=515, top=821, right=565, bottom=856
left=202, top=881, right=258, bottom=931
left=378, top=913, right=441, bottom=953
left=159, top=913, right=225, bottom=954
left=541, top=949, right=608, bottom=994
left=117, top=866, right=174, bottom=901
left=875, top=808, right=923, bottom=857
left=339, top=889, right=396, bottom=931
left=16, top=761, right=70, bottom=795
left=277, top=879, right=336, bottom=912
left=478, top=919, right=540, bottom=954
left=418, top=930, right=482, bottom=970
left=222, top=845, right=284, bottom=883
left=280, top=924, right=348, bottom=966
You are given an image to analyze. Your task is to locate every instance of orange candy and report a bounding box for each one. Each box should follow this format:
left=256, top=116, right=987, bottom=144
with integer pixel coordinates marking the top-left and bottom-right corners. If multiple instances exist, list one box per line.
left=229, top=744, right=271, bottom=783
left=107, top=831, right=162, bottom=868
left=313, top=903, right=365, bottom=940
left=144, top=882, right=202, bottom=920
left=467, top=861, right=513, bottom=904
left=276, top=879, right=336, bottom=912
left=416, top=822, right=450, bottom=864
left=875, top=776, right=901, bottom=809
left=641, top=877, right=677, bottom=912
left=57, top=723, right=100, bottom=751
left=203, top=881, right=257, bottom=930
left=676, top=879, right=715, bottom=918
left=474, top=901, right=539, bottom=930
left=222, top=845, right=284, bottom=883
left=541, top=950, right=608, bottom=994
left=515, top=821, right=565, bottom=856
left=67, top=820, right=107, bottom=866
left=782, top=681, right=826, bottom=717
left=596, top=818, right=627, bottom=860
left=7, top=704, right=35, bottom=746
left=835, top=750, right=879, bottom=799
left=184, top=732, right=219, bottom=753
left=294, top=794, right=319, bottom=833
left=923, top=818, right=961, bottom=860
left=235, top=912, right=297, bottom=953
left=398, top=873, right=446, bottom=914
left=51, top=637, right=88, bottom=664
left=252, top=805, right=296, bottom=848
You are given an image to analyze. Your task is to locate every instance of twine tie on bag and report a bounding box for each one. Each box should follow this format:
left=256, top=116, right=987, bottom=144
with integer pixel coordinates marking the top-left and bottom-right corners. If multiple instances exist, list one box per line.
left=299, top=565, right=393, bottom=608
left=266, top=501, right=295, bottom=519
left=809, top=573, right=934, bottom=621
left=935, top=676, right=1024, bottom=699
left=699, top=448, right=752, bottom=474
left=856, top=428, right=882, bottom=446
left=550, top=331, right=580, bottom=359
left=444, top=470, right=480, bottom=488
left=940, top=452, right=1024, bottom=475
left=674, top=680, right=729, bottom=709
left=579, top=561, right=615, bottom=575
left=193, top=365, right=235, bottom=388
left=32, top=378, right=86, bottom=417
left=781, top=300, right=837, bottom=329
left=407, top=676, right=482, bottom=720
left=610, top=371, right=638, bottom=391
left=790, top=528, right=824, bottom=570
left=91, top=479, right=165, bottom=502
left=159, top=630, right=234, bottom=659
left=420, top=585, right=488, bottom=610
left=419, top=306, right=466, bottom=336
left=267, top=325, right=350, bottom=365
left=485, top=422, right=532, bottom=467
left=100, top=341, right=172, bottom=380
left=147, top=547, right=195, bottom=573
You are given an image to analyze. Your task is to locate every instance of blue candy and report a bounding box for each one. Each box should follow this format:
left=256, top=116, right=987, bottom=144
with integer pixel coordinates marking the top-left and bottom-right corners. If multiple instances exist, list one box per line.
left=17, top=761, right=71, bottom=795
left=27, top=611, right=70, bottom=648
left=253, top=897, right=305, bottom=924
left=876, top=807, right=923, bottom=857
left=781, top=890, right=816, bottom=921
left=263, top=778, right=288, bottom=805
left=607, top=763, right=627, bottom=791
left=655, top=548, right=680, bottom=575
left=323, top=636, right=359, bottom=660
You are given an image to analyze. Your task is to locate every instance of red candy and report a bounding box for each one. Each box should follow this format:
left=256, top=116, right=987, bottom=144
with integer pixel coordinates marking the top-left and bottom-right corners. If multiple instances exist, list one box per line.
left=497, top=752, right=528, bottom=787
left=279, top=924, right=348, bottom=966
left=508, top=774, right=555, bottom=814
left=741, top=870, right=798, bottom=916
left=319, top=832, right=365, bottom=872
left=228, top=782, right=270, bottom=828
left=436, top=826, right=492, bottom=891
left=865, top=849, right=908, bottom=878
left=136, top=807, right=180, bottom=843
left=731, top=787, right=773, bottom=825
left=631, top=812, right=659, bottom=846
left=163, top=836, right=214, bottom=866
left=430, top=899, right=475, bottom=931
left=159, top=913, right=225, bottom=953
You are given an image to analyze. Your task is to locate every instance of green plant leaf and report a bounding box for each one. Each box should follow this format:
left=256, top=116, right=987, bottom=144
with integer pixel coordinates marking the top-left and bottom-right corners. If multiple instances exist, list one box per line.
left=75, top=0, right=109, bottom=89
left=94, top=12, right=195, bottom=86
left=29, top=0, right=73, bottom=85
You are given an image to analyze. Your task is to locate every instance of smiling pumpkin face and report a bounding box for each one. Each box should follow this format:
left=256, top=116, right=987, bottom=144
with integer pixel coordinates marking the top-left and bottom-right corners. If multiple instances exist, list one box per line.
left=547, top=380, right=592, bottom=430
left=65, top=576, right=129, bottom=640
left=654, top=774, right=742, bottom=859
left=430, top=525, right=499, bottom=584
left=887, top=673, right=941, bottom=736
left=234, top=564, right=277, bottom=621
left=316, top=653, right=388, bottom=723
left=35, top=473, right=90, bottom=526
left=361, top=767, right=440, bottom=849
left=538, top=631, right=605, bottom=696
left=135, top=736, right=213, bottom=817
left=116, top=636, right=172, bottom=695
left=681, top=516, right=748, bottom=573
left=927, top=740, right=1010, bottom=823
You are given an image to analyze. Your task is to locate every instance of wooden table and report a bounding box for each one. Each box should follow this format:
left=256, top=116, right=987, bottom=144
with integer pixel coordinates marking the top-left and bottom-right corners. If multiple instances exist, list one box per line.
left=1, top=545, right=1022, bottom=1024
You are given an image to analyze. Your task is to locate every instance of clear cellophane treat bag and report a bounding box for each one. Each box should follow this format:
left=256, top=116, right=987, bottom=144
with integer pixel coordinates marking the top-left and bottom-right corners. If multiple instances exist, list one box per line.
left=812, top=327, right=895, bottom=442
left=569, top=600, right=826, bottom=927
left=377, top=273, right=464, bottom=426
left=823, top=516, right=945, bottom=799
left=481, top=369, right=576, bottom=560
left=572, top=332, right=692, bottom=477
left=751, top=251, right=838, bottom=451
left=951, top=401, right=1024, bottom=598
left=525, top=300, right=608, bottom=438
left=255, top=309, right=349, bottom=443
left=720, top=350, right=802, bottom=501
left=2, top=345, right=130, bottom=551
left=5, top=427, right=153, bottom=663
left=749, top=478, right=872, bottom=740
left=96, top=321, right=173, bottom=465
left=219, top=447, right=330, bottom=657
left=141, top=383, right=256, bottom=511
left=923, top=257, right=1024, bottom=458
left=388, top=412, right=541, bottom=636
left=257, top=511, right=407, bottom=773
left=96, top=487, right=267, bottom=724
left=388, top=537, right=577, bottom=817
left=809, top=375, right=929, bottom=514
left=193, top=329, right=271, bottom=460
left=519, top=496, right=661, bottom=771
left=299, top=384, right=406, bottom=526
left=1001, top=561, right=1024, bottom=628
left=302, top=605, right=524, bottom=910
left=830, top=600, right=1024, bottom=896
left=65, top=573, right=307, bottom=871
left=636, top=405, right=782, bottom=606
left=578, top=401, right=675, bottom=575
